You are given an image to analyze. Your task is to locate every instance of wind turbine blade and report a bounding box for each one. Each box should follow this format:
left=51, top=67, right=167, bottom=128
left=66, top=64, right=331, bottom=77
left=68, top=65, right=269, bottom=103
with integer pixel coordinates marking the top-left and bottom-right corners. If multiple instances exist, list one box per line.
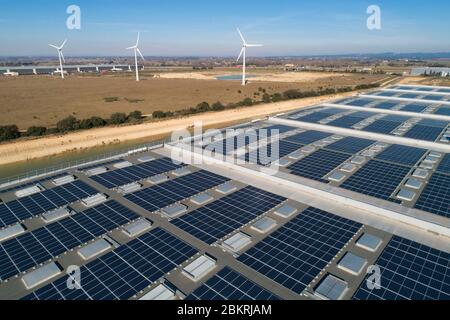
left=60, top=39, right=67, bottom=49
left=49, top=44, right=59, bottom=49
left=136, top=32, right=140, bottom=46
left=126, top=46, right=136, bottom=50
left=246, top=44, right=263, bottom=47
left=137, top=48, right=145, bottom=61
left=237, top=47, right=245, bottom=62
left=237, top=28, right=246, bottom=44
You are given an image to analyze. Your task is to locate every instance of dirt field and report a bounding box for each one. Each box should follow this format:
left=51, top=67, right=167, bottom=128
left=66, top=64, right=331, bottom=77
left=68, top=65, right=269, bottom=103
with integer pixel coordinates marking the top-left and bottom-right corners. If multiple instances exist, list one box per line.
left=0, top=72, right=386, bottom=129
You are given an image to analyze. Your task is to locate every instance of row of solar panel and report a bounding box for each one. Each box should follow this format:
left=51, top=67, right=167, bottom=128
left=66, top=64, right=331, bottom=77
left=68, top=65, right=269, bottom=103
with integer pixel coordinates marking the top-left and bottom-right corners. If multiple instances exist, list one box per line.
left=0, top=200, right=139, bottom=281
left=0, top=173, right=68, bottom=196
left=0, top=180, right=98, bottom=228
left=124, top=170, right=229, bottom=213
left=90, top=157, right=184, bottom=189
left=22, top=228, right=198, bottom=300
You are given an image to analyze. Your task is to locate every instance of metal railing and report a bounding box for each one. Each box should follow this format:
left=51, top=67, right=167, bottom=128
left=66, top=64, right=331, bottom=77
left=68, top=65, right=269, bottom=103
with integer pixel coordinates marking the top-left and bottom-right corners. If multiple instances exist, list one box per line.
left=0, top=139, right=166, bottom=189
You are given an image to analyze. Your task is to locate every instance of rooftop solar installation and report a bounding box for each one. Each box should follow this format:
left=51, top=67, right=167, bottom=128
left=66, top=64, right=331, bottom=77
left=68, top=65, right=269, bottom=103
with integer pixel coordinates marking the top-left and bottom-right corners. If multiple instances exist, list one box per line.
left=324, top=137, right=375, bottom=154
left=90, top=157, right=184, bottom=189
left=172, top=186, right=285, bottom=244
left=186, top=267, right=280, bottom=300
left=238, top=207, right=361, bottom=294
left=124, top=170, right=229, bottom=213
left=0, top=200, right=139, bottom=281
left=345, top=99, right=374, bottom=107
left=340, top=160, right=410, bottom=201
left=287, top=149, right=352, bottom=182
left=375, top=145, right=427, bottom=166
left=0, top=180, right=98, bottom=228
left=437, top=154, right=450, bottom=174
left=434, top=107, right=450, bottom=116
left=23, top=228, right=198, bottom=300
left=353, top=236, right=450, bottom=300
left=414, top=172, right=450, bottom=218
left=1, top=84, right=449, bottom=301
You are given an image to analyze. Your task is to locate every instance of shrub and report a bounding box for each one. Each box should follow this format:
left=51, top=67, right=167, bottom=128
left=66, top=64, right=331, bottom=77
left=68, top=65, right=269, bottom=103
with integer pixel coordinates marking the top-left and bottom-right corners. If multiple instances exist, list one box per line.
left=240, top=98, right=253, bottom=106
left=57, top=116, right=79, bottom=133
left=0, top=125, right=20, bottom=142
left=196, top=102, right=210, bottom=113
left=104, top=97, right=120, bottom=103
left=26, top=126, right=47, bottom=137
left=90, top=117, right=107, bottom=127
left=271, top=93, right=283, bottom=102
left=79, top=118, right=94, bottom=130
left=110, top=113, right=127, bottom=125
left=128, top=110, right=143, bottom=121
left=152, top=111, right=167, bottom=119
left=211, top=102, right=225, bottom=111
left=262, top=93, right=271, bottom=103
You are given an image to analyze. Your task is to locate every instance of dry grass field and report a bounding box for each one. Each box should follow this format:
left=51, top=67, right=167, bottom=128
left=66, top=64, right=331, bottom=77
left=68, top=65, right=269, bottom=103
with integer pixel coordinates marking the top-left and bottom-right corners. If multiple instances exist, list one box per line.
left=0, top=72, right=386, bottom=129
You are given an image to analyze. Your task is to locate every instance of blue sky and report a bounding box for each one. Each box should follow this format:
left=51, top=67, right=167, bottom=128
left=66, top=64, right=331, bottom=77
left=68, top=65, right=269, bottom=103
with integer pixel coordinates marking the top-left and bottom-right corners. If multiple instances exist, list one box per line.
left=0, top=0, right=449, bottom=56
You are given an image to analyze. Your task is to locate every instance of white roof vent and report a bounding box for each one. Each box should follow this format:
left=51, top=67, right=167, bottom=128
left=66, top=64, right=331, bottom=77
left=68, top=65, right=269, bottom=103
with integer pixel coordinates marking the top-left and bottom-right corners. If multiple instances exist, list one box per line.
left=81, top=194, right=108, bottom=207
left=15, top=185, right=43, bottom=198
left=52, top=175, right=76, bottom=186
left=113, top=161, right=133, bottom=169
left=183, top=255, right=217, bottom=282
left=140, top=284, right=176, bottom=300
left=222, top=233, right=252, bottom=253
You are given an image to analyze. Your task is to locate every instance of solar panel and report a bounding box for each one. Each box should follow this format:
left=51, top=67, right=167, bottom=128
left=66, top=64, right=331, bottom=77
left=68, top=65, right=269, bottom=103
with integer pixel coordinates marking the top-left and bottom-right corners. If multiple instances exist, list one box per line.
left=287, top=149, right=352, bottom=182
left=22, top=228, right=198, bottom=300
left=327, top=112, right=374, bottom=128
left=340, top=160, right=410, bottom=201
left=434, top=107, right=450, bottom=116
left=399, top=93, right=421, bottom=99
left=375, top=145, right=427, bottom=166
left=375, top=92, right=398, bottom=98
left=346, top=99, right=374, bottom=107
left=186, top=267, right=280, bottom=300
left=414, top=172, right=450, bottom=218
left=242, top=140, right=302, bottom=165
left=80, top=159, right=122, bottom=172
left=90, top=157, right=183, bottom=189
left=0, top=200, right=139, bottom=281
left=362, top=119, right=402, bottom=134
left=353, top=236, right=450, bottom=300
left=422, top=95, right=445, bottom=101
left=324, top=137, right=375, bottom=154
left=0, top=181, right=98, bottom=228
left=403, top=125, right=443, bottom=142
left=125, top=170, right=229, bottom=213
left=172, top=186, right=285, bottom=244
left=238, top=207, right=361, bottom=294
left=416, top=119, right=448, bottom=129
left=437, top=154, right=450, bottom=174
left=284, top=130, right=332, bottom=145
left=401, top=104, right=428, bottom=113
left=373, top=102, right=399, bottom=109
left=294, top=111, right=341, bottom=123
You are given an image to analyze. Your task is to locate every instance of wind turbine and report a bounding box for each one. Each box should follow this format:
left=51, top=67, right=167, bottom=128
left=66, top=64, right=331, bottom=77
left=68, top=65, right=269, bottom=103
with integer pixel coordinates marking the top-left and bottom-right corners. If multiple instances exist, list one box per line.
left=236, top=28, right=262, bottom=86
left=126, top=32, right=145, bottom=82
left=49, top=40, right=67, bottom=79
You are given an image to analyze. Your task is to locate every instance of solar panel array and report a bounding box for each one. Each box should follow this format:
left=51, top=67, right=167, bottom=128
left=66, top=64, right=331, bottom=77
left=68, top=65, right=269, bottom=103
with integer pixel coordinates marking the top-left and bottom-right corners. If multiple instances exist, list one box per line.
left=437, top=154, right=450, bottom=174
left=172, top=186, right=285, bottom=244
left=0, top=180, right=98, bottom=228
left=340, top=160, right=410, bottom=201
left=353, top=236, right=450, bottom=300
left=0, top=200, right=139, bottom=281
left=414, top=172, right=450, bottom=218
left=0, top=173, right=67, bottom=196
left=287, top=149, right=351, bottom=182
left=124, top=170, right=229, bottom=213
left=375, top=145, right=426, bottom=166
left=327, top=111, right=374, bottom=128
left=23, top=228, right=198, bottom=300
left=186, top=267, right=280, bottom=300
left=238, top=207, right=361, bottom=294
left=324, top=137, right=375, bottom=154
left=90, top=157, right=183, bottom=189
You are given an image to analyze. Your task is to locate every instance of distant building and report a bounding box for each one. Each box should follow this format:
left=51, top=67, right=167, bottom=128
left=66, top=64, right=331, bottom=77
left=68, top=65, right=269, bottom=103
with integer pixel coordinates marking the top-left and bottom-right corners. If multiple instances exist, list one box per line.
left=411, top=67, right=450, bottom=76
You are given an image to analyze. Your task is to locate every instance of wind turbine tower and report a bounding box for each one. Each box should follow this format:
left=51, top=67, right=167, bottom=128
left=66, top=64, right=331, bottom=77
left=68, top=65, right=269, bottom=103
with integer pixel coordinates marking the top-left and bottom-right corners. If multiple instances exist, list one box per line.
left=49, top=40, right=67, bottom=79
left=236, top=28, right=262, bottom=86
left=126, top=32, right=145, bottom=82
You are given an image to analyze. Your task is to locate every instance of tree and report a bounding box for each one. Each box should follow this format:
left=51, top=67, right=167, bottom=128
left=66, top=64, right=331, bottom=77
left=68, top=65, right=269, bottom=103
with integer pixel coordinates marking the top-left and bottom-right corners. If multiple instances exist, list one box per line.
left=271, top=93, right=283, bottom=102
left=110, top=113, right=127, bottom=125
left=26, top=126, right=47, bottom=137
left=262, top=93, right=271, bottom=103
left=128, top=110, right=142, bottom=121
left=241, top=98, right=253, bottom=106
left=57, top=116, right=79, bottom=133
left=211, top=102, right=225, bottom=111
left=90, top=117, right=107, bottom=127
left=196, top=102, right=210, bottom=113
left=0, top=125, right=20, bottom=141
left=152, top=111, right=167, bottom=119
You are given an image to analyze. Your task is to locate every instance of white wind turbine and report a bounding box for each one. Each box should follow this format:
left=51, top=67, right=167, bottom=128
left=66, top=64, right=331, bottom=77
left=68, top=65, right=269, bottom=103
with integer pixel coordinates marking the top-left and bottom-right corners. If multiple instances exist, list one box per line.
left=49, top=39, right=67, bottom=79
left=126, top=32, right=145, bottom=82
left=236, top=28, right=262, bottom=86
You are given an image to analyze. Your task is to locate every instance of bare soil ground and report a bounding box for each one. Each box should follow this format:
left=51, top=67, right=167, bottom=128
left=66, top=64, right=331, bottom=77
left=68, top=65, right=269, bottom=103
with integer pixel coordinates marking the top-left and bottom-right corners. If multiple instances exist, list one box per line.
left=0, top=72, right=386, bottom=129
